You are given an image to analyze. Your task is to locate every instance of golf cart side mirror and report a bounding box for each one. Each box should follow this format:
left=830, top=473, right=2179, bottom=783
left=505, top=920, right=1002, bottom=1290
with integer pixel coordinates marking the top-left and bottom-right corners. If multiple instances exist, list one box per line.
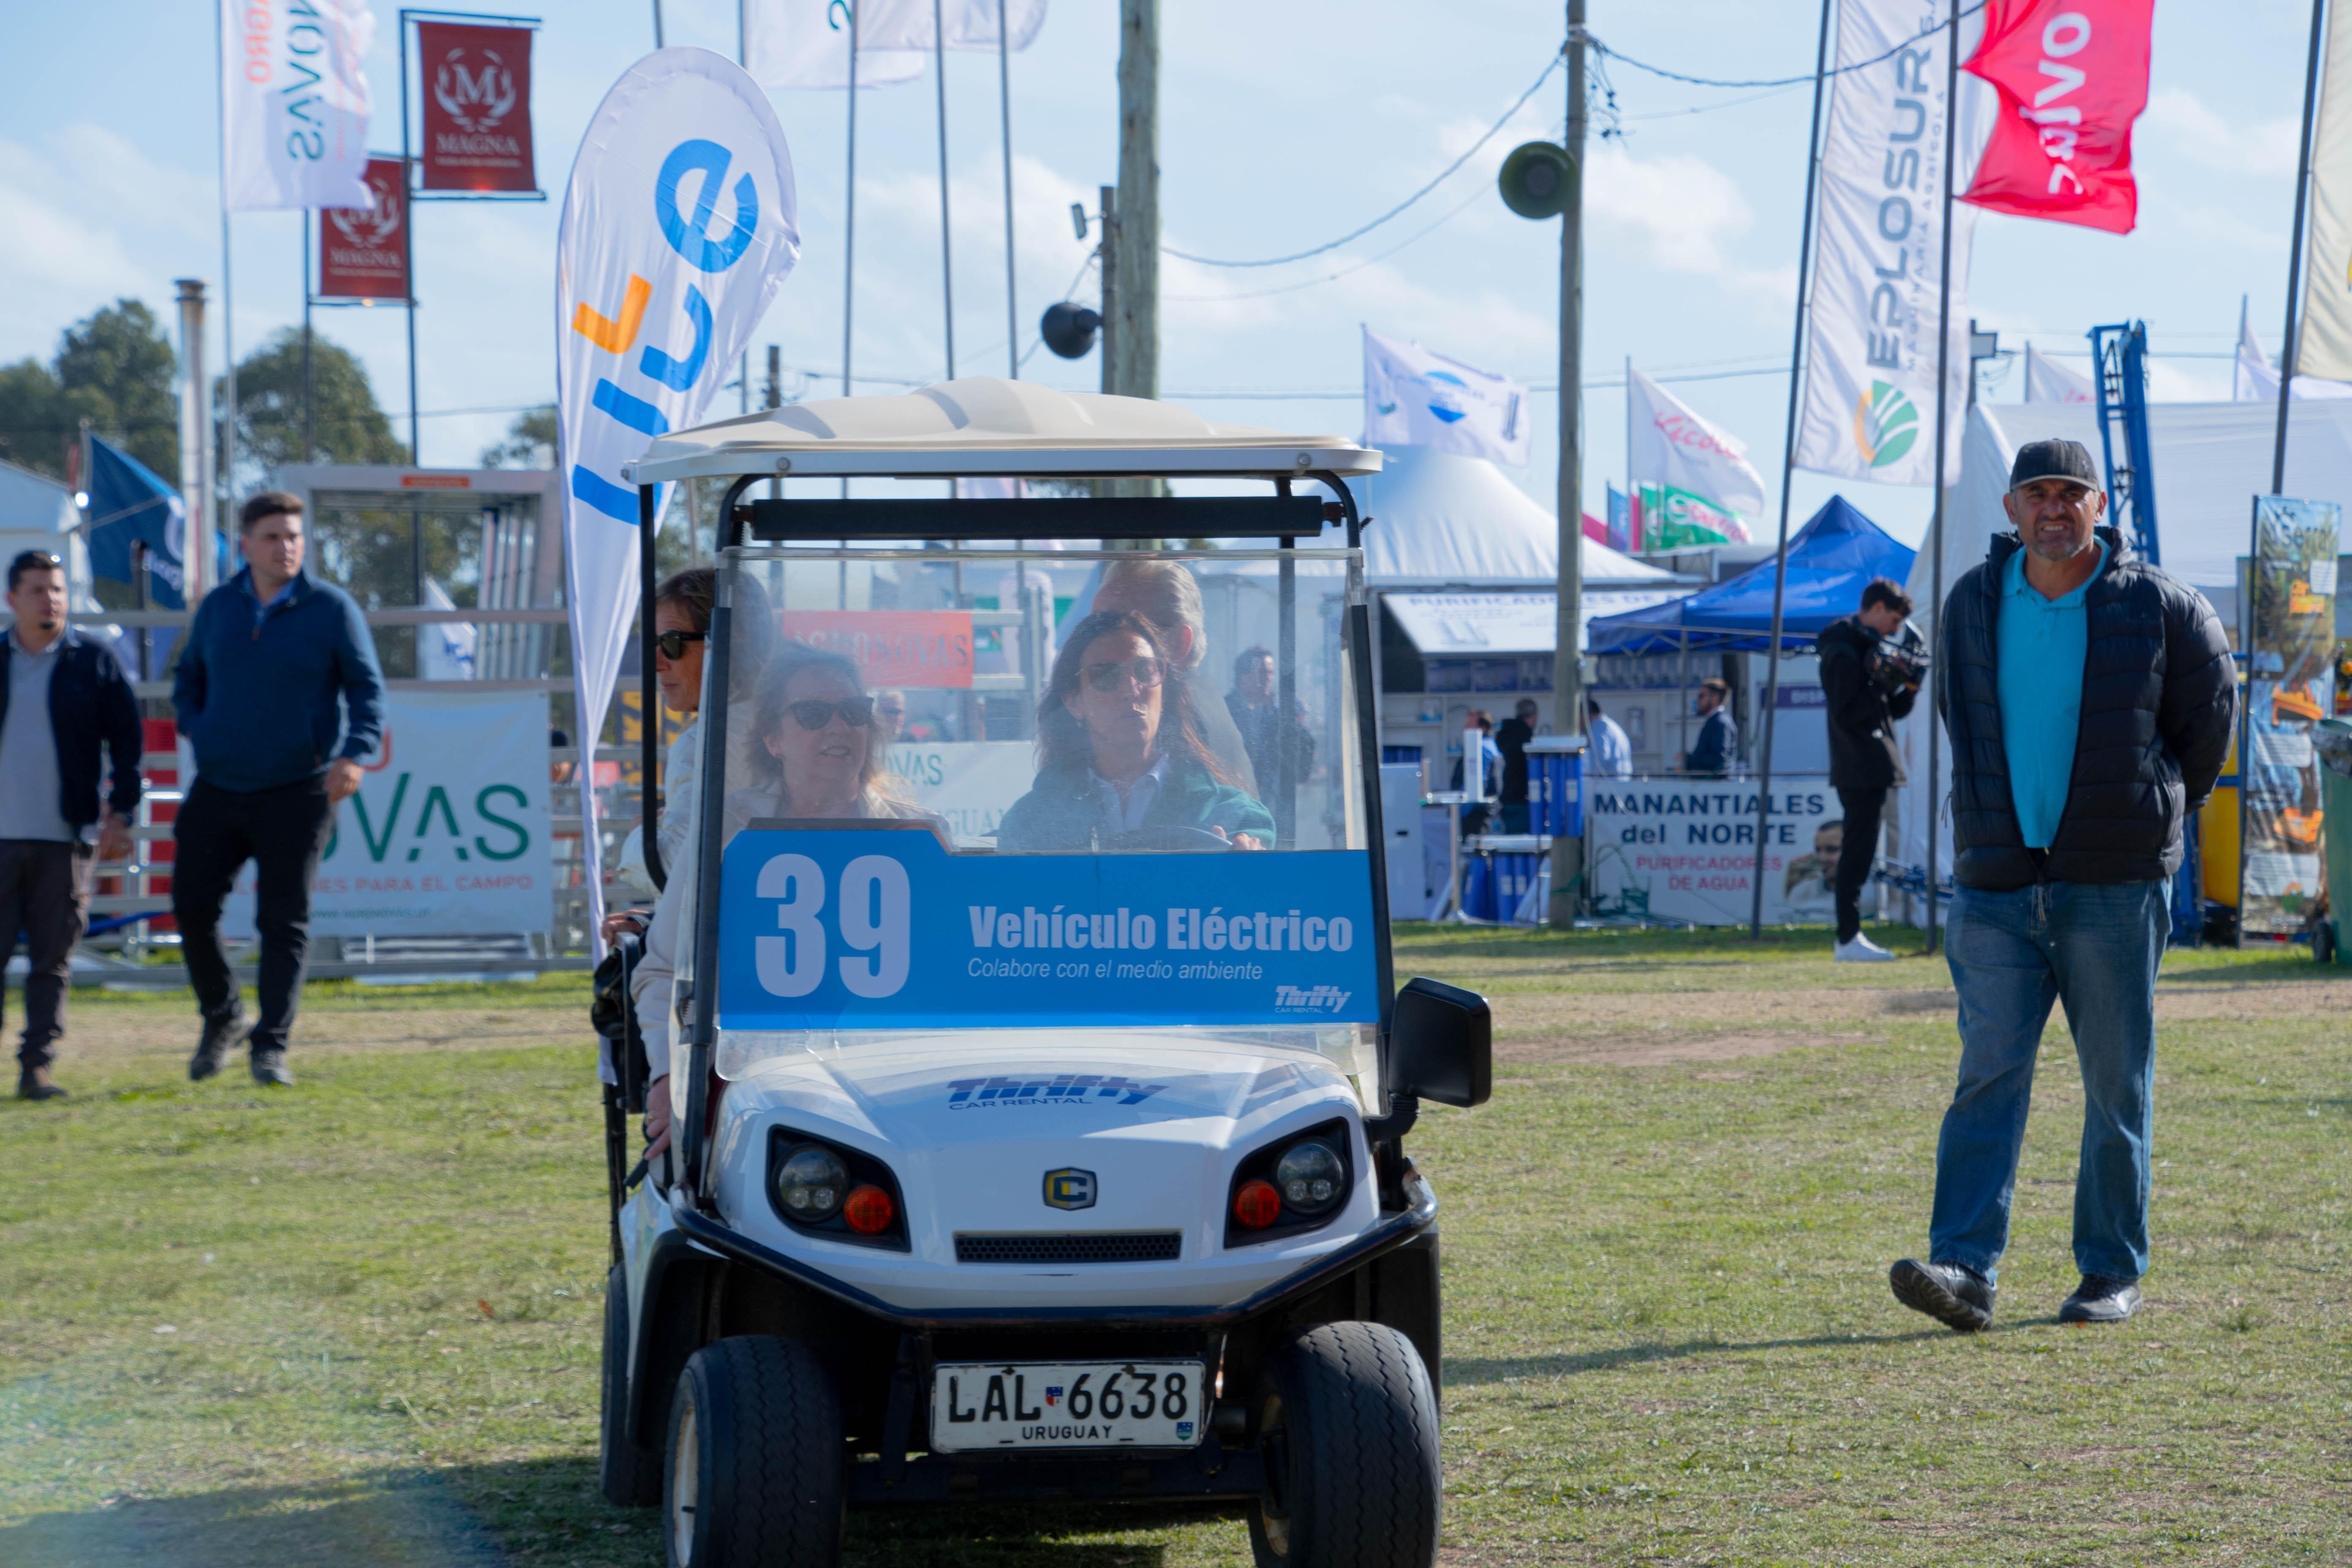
left=1388, top=977, right=1492, bottom=1109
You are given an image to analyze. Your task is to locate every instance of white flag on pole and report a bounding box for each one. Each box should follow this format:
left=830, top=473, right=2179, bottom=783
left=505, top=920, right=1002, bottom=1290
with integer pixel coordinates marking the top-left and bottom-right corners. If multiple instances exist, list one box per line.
left=855, top=0, right=1048, bottom=51
left=558, top=47, right=802, bottom=946
left=219, top=0, right=376, bottom=210
left=1794, top=0, right=1989, bottom=486
left=2022, top=343, right=2094, bottom=404
left=1626, top=366, right=1767, bottom=523
left=743, top=0, right=924, bottom=88
left=2239, top=309, right=2352, bottom=401
left=2296, top=0, right=2352, bottom=380
left=1362, top=328, right=1532, bottom=467
left=418, top=577, right=477, bottom=681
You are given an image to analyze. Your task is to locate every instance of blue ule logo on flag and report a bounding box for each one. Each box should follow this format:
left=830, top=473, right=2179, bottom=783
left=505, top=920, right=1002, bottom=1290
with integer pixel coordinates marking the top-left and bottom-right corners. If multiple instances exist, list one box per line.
left=1361, top=327, right=1531, bottom=467
left=716, top=829, right=1383, bottom=1031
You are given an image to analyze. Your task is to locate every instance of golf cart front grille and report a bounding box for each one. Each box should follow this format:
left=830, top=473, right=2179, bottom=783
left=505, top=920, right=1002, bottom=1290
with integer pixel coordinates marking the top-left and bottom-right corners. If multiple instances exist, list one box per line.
left=954, top=1232, right=1183, bottom=1265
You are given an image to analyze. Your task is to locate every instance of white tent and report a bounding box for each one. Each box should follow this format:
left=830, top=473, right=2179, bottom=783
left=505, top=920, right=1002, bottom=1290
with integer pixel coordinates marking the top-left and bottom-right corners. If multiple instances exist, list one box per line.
left=1892, top=399, right=2352, bottom=898
left=1314, top=444, right=1680, bottom=588
left=0, top=460, right=95, bottom=608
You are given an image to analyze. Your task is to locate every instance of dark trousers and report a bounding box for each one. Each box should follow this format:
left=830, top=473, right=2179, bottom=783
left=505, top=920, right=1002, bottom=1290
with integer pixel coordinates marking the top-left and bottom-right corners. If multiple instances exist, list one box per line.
left=1834, top=786, right=1886, bottom=943
left=172, top=776, right=335, bottom=1054
left=0, top=839, right=93, bottom=1070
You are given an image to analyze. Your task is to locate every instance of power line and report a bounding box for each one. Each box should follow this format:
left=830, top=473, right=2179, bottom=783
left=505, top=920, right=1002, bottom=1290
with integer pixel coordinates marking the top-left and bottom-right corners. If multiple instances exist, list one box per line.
left=1161, top=48, right=1566, bottom=270
left=1584, top=2, right=1990, bottom=91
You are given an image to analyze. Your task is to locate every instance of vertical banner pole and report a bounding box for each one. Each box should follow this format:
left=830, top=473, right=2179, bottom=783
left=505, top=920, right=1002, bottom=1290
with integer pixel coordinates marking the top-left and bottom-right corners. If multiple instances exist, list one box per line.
left=2273, top=0, right=2329, bottom=495
left=842, top=2, right=860, bottom=500
left=1746, top=0, right=1835, bottom=939
left=999, top=0, right=1019, bottom=378
left=400, top=14, right=421, bottom=464
left=302, top=221, right=315, bottom=465
left=932, top=0, right=957, bottom=383
left=1924, top=0, right=1963, bottom=956
left=214, top=3, right=236, bottom=540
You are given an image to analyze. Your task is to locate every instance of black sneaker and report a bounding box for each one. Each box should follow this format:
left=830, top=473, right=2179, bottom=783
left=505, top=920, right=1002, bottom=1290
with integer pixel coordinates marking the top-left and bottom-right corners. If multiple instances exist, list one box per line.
left=190, top=1014, right=245, bottom=1081
left=2059, top=1274, right=2141, bottom=1324
left=16, top=1066, right=67, bottom=1101
left=250, top=1048, right=295, bottom=1088
left=1889, top=1258, right=1996, bottom=1332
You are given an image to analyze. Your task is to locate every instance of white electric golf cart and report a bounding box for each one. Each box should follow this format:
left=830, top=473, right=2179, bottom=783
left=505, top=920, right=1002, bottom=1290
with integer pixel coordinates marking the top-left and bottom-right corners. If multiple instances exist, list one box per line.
left=594, top=378, right=1491, bottom=1568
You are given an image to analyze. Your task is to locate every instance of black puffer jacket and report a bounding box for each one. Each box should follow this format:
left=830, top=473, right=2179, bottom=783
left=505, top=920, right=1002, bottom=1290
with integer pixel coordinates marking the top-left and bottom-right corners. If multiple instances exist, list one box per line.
left=1818, top=615, right=1917, bottom=791
left=1936, top=526, right=2235, bottom=890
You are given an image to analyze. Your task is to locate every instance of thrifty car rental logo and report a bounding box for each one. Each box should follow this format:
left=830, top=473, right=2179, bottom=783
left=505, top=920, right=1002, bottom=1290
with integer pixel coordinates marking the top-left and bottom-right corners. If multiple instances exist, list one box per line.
left=946, top=1074, right=1168, bottom=1109
left=1273, top=985, right=1352, bottom=1013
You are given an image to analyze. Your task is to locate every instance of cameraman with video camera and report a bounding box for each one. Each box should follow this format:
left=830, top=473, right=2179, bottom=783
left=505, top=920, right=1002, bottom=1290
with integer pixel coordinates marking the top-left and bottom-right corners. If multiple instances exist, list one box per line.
left=1817, top=576, right=1924, bottom=962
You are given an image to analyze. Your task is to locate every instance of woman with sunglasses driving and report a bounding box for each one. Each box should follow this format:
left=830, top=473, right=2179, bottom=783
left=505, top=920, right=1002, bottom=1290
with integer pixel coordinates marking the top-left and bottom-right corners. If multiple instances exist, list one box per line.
left=995, top=610, right=1274, bottom=852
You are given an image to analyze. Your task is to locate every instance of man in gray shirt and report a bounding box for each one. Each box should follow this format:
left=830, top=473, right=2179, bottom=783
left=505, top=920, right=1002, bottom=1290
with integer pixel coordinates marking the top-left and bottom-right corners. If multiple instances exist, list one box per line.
left=0, top=551, right=143, bottom=1099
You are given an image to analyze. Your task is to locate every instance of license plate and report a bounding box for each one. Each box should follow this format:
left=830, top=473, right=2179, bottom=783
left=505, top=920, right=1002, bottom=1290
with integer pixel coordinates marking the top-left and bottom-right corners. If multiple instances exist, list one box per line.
left=929, top=1360, right=1208, bottom=1451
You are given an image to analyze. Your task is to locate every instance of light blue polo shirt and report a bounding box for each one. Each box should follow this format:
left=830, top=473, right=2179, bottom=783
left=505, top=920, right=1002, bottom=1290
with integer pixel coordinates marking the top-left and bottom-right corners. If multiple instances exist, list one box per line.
left=1996, top=539, right=2105, bottom=849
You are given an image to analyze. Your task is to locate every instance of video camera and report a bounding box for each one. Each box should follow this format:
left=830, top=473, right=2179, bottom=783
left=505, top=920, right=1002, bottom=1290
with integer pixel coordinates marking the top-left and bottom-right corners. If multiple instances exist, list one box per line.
left=1866, top=622, right=1929, bottom=697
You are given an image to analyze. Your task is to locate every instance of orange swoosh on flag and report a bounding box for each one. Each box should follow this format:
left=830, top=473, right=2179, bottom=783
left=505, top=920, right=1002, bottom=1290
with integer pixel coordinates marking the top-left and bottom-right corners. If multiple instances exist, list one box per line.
left=572, top=275, right=651, bottom=353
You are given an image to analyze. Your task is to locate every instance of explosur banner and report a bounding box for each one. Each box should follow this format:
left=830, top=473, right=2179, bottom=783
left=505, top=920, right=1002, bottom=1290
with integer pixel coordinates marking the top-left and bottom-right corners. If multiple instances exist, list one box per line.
left=220, top=691, right=554, bottom=937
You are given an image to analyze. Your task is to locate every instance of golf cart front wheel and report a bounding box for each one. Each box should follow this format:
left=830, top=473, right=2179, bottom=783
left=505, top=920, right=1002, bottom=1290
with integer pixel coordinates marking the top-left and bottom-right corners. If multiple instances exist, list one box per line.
left=1247, top=1321, right=1441, bottom=1568
left=664, top=1336, right=844, bottom=1568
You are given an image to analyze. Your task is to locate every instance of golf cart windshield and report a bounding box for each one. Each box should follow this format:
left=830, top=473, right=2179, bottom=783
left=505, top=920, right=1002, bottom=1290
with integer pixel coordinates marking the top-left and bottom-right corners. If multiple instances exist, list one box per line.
left=691, top=543, right=1383, bottom=1085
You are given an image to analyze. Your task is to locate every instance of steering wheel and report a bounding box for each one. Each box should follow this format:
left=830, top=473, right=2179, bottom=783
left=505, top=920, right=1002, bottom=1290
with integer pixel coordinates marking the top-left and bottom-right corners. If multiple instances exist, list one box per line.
left=1106, top=825, right=1241, bottom=852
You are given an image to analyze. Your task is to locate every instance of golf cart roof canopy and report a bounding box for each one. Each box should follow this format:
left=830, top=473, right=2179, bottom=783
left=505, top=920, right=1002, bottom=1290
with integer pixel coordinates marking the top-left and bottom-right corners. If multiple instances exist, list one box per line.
left=625, top=376, right=1383, bottom=485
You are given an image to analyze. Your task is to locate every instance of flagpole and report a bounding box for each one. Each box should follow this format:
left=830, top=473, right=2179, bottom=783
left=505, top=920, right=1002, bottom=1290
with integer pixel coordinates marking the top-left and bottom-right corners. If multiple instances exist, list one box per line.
left=1745, top=0, right=1834, bottom=939
left=932, top=0, right=957, bottom=383
left=2273, top=0, right=2328, bottom=495
left=842, top=2, right=860, bottom=500
left=214, top=0, right=236, bottom=570
left=1622, top=353, right=1633, bottom=547
left=998, top=0, right=1018, bottom=378
left=1922, top=0, right=1964, bottom=957
left=400, top=16, right=421, bottom=465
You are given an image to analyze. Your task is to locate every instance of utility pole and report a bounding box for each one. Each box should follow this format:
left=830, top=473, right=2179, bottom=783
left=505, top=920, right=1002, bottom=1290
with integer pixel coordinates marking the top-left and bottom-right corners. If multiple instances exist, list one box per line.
left=1546, top=0, right=1587, bottom=927
left=1098, top=184, right=1118, bottom=398
left=1111, top=0, right=1163, bottom=501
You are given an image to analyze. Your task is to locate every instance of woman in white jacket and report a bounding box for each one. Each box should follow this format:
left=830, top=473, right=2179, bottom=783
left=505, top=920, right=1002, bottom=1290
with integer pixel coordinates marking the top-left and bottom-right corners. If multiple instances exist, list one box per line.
left=629, top=638, right=937, bottom=1163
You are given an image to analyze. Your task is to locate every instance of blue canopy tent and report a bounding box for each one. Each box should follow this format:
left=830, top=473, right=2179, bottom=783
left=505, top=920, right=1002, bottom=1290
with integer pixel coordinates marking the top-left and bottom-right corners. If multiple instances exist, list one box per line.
left=1585, top=495, right=1916, bottom=654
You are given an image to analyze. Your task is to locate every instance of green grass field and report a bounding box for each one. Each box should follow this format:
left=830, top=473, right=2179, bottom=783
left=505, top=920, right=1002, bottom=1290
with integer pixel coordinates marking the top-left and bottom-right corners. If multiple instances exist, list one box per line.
left=3, top=928, right=2347, bottom=1567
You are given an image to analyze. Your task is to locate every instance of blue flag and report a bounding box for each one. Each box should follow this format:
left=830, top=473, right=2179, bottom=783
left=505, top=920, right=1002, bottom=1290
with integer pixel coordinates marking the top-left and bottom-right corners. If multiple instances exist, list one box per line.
left=85, top=437, right=188, bottom=610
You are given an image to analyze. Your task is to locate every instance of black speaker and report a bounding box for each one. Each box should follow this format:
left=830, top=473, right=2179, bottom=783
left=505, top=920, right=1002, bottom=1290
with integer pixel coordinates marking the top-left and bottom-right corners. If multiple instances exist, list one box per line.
left=1497, top=141, right=1576, bottom=220
left=1040, top=302, right=1102, bottom=359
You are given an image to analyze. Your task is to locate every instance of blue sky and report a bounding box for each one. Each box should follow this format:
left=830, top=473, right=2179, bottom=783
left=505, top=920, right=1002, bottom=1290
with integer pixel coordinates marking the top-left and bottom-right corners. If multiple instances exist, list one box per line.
left=0, top=0, right=2324, bottom=544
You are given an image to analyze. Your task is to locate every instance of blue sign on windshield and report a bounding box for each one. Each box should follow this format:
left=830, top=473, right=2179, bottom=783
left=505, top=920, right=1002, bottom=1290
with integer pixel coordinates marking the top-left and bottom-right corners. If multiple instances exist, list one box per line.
left=716, top=828, right=1382, bottom=1031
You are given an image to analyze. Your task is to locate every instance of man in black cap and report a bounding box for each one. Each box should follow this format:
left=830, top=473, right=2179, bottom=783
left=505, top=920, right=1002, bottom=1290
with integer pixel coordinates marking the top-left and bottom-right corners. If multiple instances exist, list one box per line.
left=1889, top=438, right=2234, bottom=1332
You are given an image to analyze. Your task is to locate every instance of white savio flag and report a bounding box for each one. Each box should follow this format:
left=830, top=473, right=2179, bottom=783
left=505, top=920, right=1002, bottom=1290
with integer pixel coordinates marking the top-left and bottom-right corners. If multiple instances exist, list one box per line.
left=220, top=0, right=376, bottom=210
left=2239, top=308, right=2352, bottom=401
left=2297, top=0, right=2352, bottom=380
left=558, top=47, right=802, bottom=947
left=2023, top=343, right=2094, bottom=404
left=1794, top=0, right=1990, bottom=486
left=1626, top=367, right=1767, bottom=522
left=1362, top=328, right=1532, bottom=467
left=744, top=0, right=925, bottom=88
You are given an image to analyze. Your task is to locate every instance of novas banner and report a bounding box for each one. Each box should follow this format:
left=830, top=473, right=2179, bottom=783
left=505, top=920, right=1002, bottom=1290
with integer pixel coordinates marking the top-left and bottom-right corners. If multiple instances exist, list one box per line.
left=222, top=691, right=553, bottom=936
left=557, top=48, right=801, bottom=947
left=220, top=0, right=376, bottom=211
left=1960, top=0, right=2152, bottom=234
left=1795, top=0, right=1985, bottom=487
left=417, top=20, right=537, bottom=193
left=1362, top=328, right=1532, bottom=468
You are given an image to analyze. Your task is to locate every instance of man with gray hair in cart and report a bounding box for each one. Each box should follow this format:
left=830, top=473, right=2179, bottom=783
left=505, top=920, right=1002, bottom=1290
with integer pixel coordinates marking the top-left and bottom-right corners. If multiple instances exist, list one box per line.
left=1889, top=438, right=2234, bottom=1332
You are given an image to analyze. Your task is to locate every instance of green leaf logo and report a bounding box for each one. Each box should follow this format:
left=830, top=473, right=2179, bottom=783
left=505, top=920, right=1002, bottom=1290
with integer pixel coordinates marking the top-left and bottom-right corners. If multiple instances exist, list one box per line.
left=1853, top=381, right=1919, bottom=470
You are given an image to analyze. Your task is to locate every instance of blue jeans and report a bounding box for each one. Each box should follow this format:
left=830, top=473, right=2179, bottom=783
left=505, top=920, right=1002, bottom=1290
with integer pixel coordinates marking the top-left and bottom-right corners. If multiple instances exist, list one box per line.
left=1929, top=879, right=2168, bottom=1285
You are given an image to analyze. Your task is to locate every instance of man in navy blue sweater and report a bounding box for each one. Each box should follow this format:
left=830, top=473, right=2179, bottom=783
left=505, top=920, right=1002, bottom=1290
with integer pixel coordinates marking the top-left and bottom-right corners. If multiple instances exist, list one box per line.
left=172, top=492, right=384, bottom=1086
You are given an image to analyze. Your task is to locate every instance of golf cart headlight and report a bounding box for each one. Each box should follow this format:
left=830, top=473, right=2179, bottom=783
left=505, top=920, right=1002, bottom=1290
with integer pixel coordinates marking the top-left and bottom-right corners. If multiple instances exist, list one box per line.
left=1274, top=1139, right=1345, bottom=1216
left=776, top=1144, right=849, bottom=1220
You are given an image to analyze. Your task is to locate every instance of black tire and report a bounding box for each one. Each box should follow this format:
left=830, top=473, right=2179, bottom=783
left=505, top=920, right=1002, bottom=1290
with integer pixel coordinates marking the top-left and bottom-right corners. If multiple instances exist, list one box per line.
left=601, top=1264, right=663, bottom=1507
left=1247, top=1322, right=1441, bottom=1568
left=664, top=1336, right=844, bottom=1568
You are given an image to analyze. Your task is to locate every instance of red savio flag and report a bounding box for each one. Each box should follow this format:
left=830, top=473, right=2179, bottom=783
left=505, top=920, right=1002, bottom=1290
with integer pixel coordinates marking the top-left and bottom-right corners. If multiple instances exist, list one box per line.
left=318, top=158, right=410, bottom=301
left=418, top=21, right=537, bottom=193
left=1960, top=0, right=2153, bottom=234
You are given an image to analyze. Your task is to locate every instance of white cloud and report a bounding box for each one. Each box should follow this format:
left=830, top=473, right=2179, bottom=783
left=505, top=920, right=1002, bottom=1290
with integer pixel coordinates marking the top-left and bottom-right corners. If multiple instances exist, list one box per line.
left=2140, top=87, right=2301, bottom=176
left=1583, top=144, right=1791, bottom=306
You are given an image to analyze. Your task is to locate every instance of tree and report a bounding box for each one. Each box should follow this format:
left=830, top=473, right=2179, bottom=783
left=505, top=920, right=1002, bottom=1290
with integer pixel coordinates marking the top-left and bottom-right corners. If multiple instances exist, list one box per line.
left=231, top=328, right=408, bottom=474
left=0, top=300, right=180, bottom=481
left=57, top=300, right=181, bottom=480
left=481, top=403, right=556, bottom=468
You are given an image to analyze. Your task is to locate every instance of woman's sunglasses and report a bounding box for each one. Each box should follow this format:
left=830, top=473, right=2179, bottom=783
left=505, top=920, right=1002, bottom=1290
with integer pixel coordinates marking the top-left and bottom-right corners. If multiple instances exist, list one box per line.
left=788, top=696, right=875, bottom=730
left=1081, top=657, right=1166, bottom=693
left=654, top=629, right=706, bottom=660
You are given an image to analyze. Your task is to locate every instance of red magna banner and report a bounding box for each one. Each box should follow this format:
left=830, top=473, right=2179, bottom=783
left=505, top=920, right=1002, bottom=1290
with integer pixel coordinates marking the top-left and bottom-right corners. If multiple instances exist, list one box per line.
left=1961, top=0, right=2153, bottom=234
left=417, top=22, right=537, bottom=193
left=781, top=612, right=976, bottom=689
left=317, top=158, right=410, bottom=301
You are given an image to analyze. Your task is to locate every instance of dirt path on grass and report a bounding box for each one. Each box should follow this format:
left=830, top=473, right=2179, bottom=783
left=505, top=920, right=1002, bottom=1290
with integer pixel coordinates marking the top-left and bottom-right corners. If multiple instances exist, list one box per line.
left=56, top=1001, right=590, bottom=1077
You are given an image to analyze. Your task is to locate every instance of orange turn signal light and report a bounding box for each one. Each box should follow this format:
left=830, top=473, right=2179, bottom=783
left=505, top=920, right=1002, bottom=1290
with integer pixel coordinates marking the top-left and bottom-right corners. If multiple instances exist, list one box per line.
left=1233, top=1178, right=1282, bottom=1230
left=843, top=1184, right=896, bottom=1236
